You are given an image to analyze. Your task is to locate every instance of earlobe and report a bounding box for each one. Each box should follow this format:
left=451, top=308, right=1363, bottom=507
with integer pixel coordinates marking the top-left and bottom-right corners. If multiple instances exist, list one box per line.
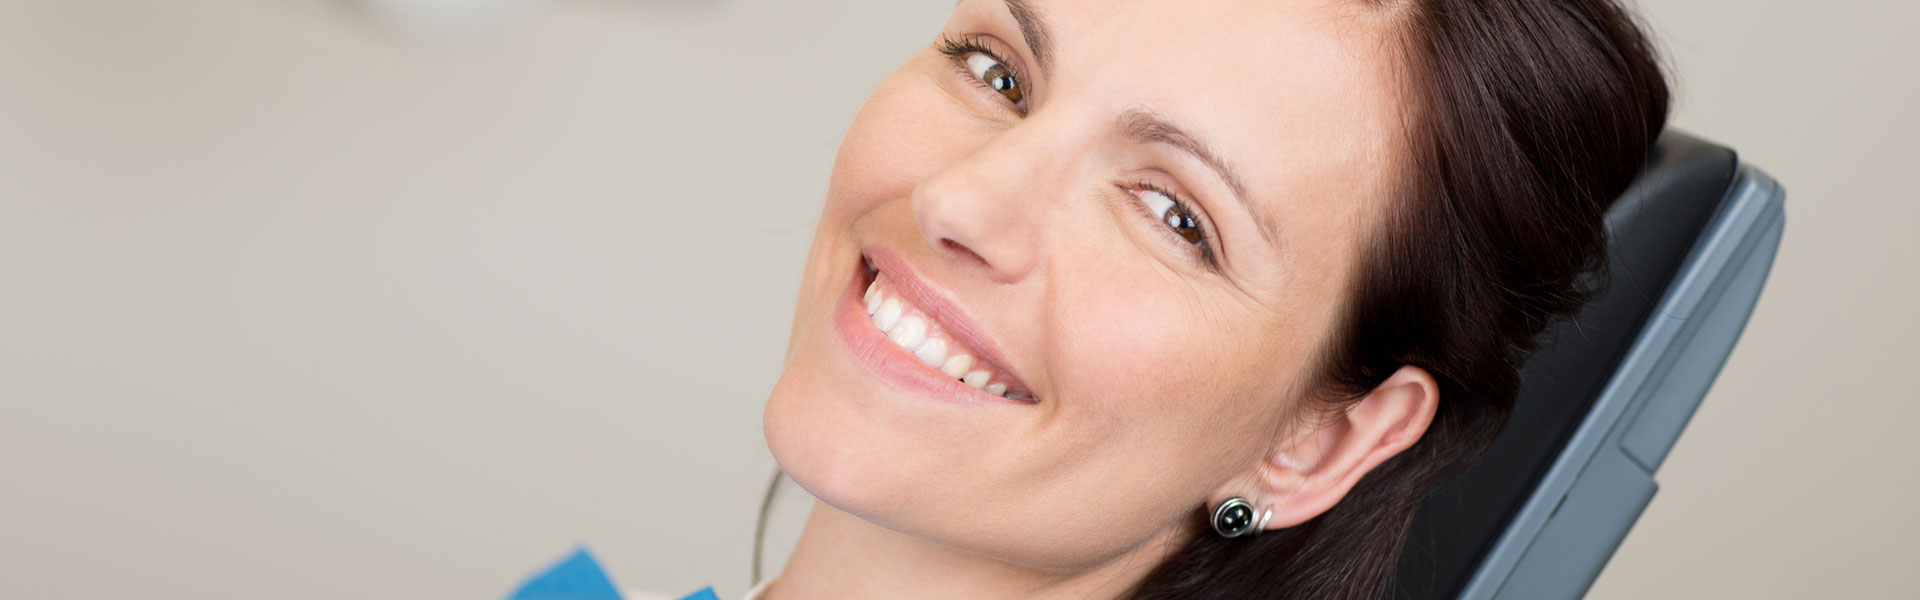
left=1252, top=365, right=1439, bottom=530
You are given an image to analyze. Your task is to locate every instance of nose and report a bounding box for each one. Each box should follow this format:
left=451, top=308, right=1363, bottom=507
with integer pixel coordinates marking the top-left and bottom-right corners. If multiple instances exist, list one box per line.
left=909, top=125, right=1072, bottom=284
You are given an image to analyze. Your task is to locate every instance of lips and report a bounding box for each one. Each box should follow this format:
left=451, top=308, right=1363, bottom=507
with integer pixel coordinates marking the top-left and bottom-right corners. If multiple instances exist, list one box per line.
left=836, top=247, right=1038, bottom=404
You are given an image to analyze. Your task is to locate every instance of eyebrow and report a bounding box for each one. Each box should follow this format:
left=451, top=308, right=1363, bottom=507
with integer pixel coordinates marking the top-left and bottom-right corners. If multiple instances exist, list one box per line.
left=1120, top=108, right=1276, bottom=246
left=1002, top=0, right=1054, bottom=75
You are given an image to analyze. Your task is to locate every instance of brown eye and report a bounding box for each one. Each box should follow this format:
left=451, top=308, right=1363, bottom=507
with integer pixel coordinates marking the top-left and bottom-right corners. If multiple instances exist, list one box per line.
left=1140, top=189, right=1205, bottom=245
left=965, top=53, right=1025, bottom=105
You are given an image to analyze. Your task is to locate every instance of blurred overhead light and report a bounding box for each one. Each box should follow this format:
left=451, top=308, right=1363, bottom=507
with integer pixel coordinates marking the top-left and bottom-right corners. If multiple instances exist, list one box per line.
left=353, top=0, right=543, bottom=37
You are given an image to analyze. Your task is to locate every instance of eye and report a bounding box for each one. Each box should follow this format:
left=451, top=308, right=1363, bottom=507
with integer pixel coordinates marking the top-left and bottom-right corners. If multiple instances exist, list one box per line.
left=937, top=34, right=1027, bottom=111
left=963, top=52, right=1025, bottom=106
left=1136, top=188, right=1206, bottom=246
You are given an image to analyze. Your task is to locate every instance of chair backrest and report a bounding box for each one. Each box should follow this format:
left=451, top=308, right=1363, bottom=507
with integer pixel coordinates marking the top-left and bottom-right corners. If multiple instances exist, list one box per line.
left=1389, top=131, right=1787, bottom=600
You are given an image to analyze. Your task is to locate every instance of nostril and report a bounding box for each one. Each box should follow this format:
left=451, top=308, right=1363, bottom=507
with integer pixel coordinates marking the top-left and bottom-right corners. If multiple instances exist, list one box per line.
left=941, top=238, right=990, bottom=269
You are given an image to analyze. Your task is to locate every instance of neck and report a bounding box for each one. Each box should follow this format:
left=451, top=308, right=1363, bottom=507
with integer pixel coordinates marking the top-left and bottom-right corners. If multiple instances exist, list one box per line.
left=769, top=501, right=1193, bottom=600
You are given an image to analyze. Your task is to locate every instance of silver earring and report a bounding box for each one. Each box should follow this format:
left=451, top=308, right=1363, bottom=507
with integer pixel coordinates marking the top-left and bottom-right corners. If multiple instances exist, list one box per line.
left=1211, top=497, right=1273, bottom=538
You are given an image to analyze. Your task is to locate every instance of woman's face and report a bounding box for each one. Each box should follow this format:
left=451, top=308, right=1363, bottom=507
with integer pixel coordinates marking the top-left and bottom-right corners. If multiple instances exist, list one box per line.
left=765, top=0, right=1407, bottom=571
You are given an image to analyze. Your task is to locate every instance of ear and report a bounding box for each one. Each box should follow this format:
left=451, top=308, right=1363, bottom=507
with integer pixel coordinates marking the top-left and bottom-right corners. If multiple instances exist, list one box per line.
left=1245, top=365, right=1439, bottom=530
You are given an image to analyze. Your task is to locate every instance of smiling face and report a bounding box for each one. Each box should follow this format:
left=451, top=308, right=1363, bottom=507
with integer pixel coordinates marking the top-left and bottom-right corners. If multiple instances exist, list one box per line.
left=764, top=0, right=1411, bottom=572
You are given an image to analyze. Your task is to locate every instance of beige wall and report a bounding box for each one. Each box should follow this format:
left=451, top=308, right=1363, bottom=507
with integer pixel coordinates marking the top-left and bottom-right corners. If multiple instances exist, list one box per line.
left=0, top=1, right=1911, bottom=598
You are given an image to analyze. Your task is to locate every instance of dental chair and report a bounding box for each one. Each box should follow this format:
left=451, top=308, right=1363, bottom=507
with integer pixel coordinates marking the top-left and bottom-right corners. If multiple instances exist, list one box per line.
left=1388, top=131, right=1787, bottom=600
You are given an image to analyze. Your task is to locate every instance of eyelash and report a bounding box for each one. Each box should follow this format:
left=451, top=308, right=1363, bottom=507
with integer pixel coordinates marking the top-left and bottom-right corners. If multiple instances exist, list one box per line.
left=1125, top=180, right=1219, bottom=269
left=936, top=34, right=1028, bottom=114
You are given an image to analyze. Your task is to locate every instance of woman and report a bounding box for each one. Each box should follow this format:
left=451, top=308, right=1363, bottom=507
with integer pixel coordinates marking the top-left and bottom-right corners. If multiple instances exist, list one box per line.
left=758, top=0, right=1668, bottom=597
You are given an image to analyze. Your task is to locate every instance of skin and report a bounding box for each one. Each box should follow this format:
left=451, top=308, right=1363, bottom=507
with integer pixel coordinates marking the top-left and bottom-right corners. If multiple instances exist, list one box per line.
left=761, top=0, right=1440, bottom=597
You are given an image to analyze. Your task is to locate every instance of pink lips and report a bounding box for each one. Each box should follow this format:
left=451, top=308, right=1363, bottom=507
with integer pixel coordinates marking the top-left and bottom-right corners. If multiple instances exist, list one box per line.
left=834, top=247, right=1038, bottom=405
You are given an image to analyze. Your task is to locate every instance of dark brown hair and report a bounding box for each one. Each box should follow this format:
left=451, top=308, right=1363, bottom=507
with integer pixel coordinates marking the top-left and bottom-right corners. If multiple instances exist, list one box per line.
left=1128, top=0, right=1669, bottom=598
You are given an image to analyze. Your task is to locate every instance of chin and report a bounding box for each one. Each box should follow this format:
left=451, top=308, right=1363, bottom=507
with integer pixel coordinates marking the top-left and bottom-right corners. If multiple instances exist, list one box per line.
left=761, top=319, right=945, bottom=539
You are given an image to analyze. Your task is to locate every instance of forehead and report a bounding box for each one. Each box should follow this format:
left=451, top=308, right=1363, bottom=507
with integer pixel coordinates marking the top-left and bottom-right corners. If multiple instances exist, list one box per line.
left=960, top=0, right=1408, bottom=265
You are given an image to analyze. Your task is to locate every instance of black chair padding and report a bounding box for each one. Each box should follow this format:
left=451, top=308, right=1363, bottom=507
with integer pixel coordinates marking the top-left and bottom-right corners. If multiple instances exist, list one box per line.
left=1388, top=131, right=1739, bottom=599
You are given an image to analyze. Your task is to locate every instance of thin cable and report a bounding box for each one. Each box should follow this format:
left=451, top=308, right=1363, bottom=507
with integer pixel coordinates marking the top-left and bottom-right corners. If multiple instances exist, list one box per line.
left=751, top=468, right=784, bottom=584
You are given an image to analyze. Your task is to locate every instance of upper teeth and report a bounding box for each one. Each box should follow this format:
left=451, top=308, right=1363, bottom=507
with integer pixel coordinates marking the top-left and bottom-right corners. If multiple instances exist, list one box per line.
left=888, top=315, right=927, bottom=348
left=864, top=275, right=1022, bottom=400
left=913, top=338, right=948, bottom=367
left=939, top=353, right=973, bottom=378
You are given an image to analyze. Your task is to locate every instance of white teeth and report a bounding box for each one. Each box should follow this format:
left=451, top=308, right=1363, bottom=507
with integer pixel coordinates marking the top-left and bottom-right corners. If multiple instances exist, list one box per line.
left=940, top=354, right=974, bottom=378
left=913, top=338, right=947, bottom=367
left=866, top=279, right=1013, bottom=396
left=889, top=315, right=927, bottom=349
left=873, top=298, right=902, bottom=331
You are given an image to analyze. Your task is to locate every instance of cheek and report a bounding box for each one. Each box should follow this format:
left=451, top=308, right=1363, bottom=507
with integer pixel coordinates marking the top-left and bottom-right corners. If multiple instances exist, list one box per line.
left=822, top=64, right=973, bottom=227
left=1042, top=266, right=1291, bottom=482
left=1060, top=246, right=1279, bottom=391
left=1058, top=292, right=1220, bottom=414
left=788, top=64, right=974, bottom=341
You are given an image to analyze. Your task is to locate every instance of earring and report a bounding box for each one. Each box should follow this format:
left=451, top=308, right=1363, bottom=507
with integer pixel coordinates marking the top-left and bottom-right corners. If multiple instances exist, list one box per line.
left=1211, top=497, right=1273, bottom=538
